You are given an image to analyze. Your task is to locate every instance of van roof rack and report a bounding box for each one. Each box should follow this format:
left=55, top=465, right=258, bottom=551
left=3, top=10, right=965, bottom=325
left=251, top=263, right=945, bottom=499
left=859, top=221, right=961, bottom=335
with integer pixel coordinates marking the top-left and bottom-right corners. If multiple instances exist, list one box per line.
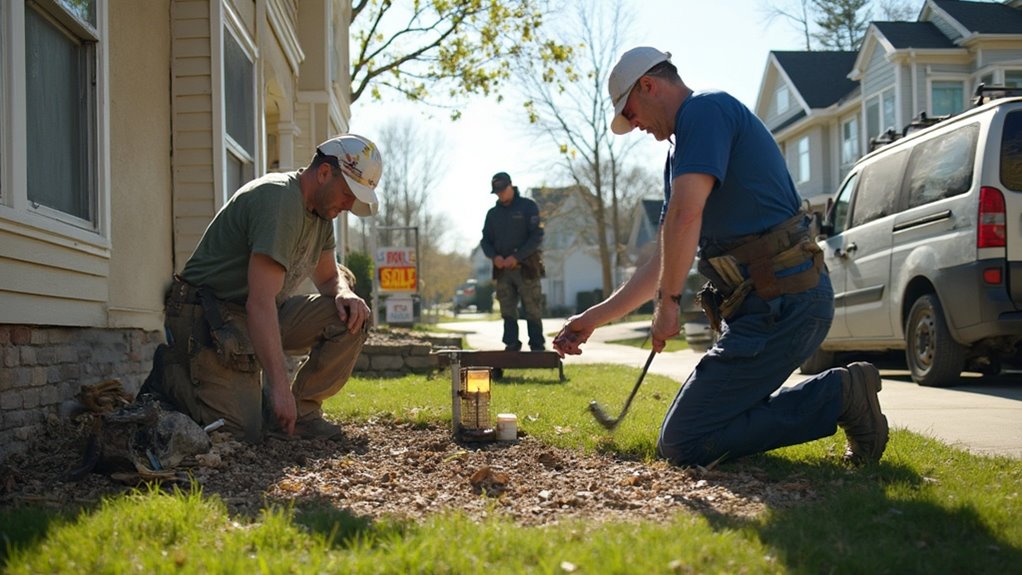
left=972, top=83, right=1022, bottom=106
left=867, top=111, right=950, bottom=152
left=867, top=84, right=1022, bottom=153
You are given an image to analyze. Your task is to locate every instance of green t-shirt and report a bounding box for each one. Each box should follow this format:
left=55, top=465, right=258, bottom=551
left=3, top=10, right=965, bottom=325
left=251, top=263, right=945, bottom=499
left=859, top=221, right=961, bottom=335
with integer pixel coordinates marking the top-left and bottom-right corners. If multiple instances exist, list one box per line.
left=181, top=171, right=336, bottom=304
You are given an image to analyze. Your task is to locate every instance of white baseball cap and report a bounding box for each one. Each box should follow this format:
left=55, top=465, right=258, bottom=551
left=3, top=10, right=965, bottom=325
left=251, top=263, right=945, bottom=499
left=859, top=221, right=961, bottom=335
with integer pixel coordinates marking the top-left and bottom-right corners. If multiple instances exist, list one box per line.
left=608, top=47, right=672, bottom=135
left=317, top=134, right=383, bottom=217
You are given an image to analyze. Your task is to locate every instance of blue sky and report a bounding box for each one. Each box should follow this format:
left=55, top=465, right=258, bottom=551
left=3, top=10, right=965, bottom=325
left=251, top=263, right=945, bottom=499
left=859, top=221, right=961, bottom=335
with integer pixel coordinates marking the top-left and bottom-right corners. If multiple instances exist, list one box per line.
left=350, top=0, right=815, bottom=254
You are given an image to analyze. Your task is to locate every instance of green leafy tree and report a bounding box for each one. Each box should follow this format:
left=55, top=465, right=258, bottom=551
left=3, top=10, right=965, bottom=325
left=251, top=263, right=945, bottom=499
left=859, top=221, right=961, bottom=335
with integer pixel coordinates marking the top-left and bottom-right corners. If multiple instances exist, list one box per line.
left=350, top=0, right=573, bottom=116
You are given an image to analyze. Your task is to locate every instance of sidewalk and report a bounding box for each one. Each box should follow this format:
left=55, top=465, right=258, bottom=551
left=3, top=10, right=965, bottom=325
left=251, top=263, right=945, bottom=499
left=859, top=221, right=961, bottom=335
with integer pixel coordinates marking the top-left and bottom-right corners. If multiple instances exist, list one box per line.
left=436, top=318, right=1022, bottom=459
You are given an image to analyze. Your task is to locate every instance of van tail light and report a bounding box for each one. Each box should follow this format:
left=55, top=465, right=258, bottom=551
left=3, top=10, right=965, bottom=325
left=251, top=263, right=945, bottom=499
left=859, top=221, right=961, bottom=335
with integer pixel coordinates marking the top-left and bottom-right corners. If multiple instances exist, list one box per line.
left=978, top=187, right=1006, bottom=248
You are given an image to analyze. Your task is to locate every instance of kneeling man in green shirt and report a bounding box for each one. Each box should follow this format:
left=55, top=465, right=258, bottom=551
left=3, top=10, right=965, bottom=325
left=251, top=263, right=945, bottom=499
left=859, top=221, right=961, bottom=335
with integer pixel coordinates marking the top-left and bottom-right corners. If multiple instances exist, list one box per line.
left=143, top=134, right=383, bottom=442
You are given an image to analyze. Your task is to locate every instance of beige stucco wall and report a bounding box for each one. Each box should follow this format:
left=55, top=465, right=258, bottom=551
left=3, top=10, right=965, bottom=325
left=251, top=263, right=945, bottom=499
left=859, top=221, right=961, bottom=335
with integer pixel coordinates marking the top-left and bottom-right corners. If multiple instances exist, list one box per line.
left=107, top=0, right=174, bottom=331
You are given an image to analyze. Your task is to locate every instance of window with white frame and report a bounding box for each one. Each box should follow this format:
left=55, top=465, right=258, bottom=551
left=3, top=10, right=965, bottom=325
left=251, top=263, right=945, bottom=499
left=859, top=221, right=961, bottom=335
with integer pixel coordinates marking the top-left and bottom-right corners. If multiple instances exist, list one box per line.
left=931, top=80, right=964, bottom=116
left=1004, top=70, right=1022, bottom=88
left=25, top=0, right=100, bottom=225
left=796, top=136, right=810, bottom=183
left=865, top=88, right=896, bottom=142
left=882, top=89, right=895, bottom=132
left=775, top=85, right=790, bottom=115
left=841, top=116, right=859, bottom=167
left=223, top=24, right=254, bottom=198
left=866, top=97, right=880, bottom=142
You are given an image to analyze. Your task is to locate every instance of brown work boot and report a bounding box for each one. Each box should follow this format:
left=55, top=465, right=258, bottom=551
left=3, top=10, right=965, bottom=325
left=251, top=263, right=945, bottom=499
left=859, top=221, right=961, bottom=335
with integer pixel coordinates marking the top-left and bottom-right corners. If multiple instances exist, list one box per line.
left=837, top=362, right=888, bottom=464
left=294, top=417, right=344, bottom=441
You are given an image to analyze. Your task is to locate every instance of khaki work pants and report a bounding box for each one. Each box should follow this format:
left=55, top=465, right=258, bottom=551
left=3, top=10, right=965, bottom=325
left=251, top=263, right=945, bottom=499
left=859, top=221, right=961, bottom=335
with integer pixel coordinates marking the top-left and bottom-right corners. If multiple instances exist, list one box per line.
left=160, top=293, right=366, bottom=443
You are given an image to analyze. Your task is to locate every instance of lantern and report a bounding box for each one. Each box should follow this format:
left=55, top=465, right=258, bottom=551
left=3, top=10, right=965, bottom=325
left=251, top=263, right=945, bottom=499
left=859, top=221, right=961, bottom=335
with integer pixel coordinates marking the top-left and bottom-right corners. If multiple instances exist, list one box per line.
left=457, top=366, right=496, bottom=441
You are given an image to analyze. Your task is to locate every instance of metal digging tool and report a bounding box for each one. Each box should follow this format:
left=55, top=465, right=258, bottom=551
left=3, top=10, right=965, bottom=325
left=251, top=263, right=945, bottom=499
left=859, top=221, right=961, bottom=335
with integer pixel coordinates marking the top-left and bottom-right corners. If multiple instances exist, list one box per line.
left=589, top=349, right=657, bottom=431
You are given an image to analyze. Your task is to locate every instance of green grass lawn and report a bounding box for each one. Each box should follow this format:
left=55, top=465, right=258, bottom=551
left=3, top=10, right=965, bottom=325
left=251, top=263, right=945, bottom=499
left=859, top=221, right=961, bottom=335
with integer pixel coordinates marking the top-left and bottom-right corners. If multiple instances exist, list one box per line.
left=3, top=366, right=1020, bottom=573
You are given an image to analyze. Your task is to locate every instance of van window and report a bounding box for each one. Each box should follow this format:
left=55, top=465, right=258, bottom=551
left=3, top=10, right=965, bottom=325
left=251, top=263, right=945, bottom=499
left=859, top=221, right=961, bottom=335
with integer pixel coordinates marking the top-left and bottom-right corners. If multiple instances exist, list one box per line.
left=850, top=150, right=907, bottom=228
left=830, top=172, right=858, bottom=235
left=1001, top=110, right=1022, bottom=191
left=904, top=123, right=978, bottom=209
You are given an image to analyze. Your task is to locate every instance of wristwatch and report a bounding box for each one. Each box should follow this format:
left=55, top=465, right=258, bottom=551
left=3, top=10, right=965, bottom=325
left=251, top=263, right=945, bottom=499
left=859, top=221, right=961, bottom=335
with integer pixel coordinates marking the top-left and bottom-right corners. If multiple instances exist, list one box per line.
left=657, top=289, right=682, bottom=305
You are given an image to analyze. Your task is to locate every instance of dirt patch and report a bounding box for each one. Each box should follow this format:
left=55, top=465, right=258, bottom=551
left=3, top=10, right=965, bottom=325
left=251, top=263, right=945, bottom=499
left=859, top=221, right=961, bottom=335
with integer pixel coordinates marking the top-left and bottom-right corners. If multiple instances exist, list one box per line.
left=0, top=418, right=817, bottom=526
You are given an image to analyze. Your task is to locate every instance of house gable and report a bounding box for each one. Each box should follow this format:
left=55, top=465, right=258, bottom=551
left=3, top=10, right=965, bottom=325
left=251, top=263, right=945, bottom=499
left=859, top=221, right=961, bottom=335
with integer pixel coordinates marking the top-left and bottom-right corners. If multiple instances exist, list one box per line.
left=926, top=0, right=1022, bottom=39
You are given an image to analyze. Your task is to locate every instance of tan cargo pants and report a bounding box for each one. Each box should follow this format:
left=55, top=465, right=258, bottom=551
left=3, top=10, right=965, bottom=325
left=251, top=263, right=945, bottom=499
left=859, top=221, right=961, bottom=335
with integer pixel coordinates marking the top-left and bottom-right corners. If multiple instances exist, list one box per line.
left=160, top=288, right=366, bottom=443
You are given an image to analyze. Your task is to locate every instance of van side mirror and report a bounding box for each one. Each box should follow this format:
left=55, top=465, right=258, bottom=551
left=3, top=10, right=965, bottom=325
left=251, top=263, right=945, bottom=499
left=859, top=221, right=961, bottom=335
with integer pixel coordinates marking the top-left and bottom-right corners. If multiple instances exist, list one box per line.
left=812, top=210, right=833, bottom=239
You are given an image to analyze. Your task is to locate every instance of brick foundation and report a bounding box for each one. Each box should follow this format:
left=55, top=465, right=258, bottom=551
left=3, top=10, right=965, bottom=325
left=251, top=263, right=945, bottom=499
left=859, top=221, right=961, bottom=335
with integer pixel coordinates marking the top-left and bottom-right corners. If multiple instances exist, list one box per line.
left=0, top=327, right=463, bottom=460
left=0, top=325, right=163, bottom=459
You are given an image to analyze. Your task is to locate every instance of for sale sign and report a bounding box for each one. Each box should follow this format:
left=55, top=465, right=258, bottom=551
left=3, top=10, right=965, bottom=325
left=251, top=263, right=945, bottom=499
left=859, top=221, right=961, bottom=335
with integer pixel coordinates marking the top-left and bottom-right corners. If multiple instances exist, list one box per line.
left=376, top=247, right=417, bottom=293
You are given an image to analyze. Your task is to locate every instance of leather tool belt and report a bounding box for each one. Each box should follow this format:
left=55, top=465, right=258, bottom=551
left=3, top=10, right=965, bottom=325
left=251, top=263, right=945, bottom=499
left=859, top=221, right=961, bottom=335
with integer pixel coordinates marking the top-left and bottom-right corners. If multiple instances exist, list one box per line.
left=166, top=275, right=259, bottom=372
left=696, top=212, right=824, bottom=332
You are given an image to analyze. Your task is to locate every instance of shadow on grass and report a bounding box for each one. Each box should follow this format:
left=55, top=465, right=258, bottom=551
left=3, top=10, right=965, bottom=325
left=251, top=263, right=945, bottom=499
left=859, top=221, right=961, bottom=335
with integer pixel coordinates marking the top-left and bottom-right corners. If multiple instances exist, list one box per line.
left=292, top=499, right=388, bottom=549
left=702, top=453, right=1022, bottom=573
left=0, top=507, right=71, bottom=568
left=491, top=372, right=566, bottom=385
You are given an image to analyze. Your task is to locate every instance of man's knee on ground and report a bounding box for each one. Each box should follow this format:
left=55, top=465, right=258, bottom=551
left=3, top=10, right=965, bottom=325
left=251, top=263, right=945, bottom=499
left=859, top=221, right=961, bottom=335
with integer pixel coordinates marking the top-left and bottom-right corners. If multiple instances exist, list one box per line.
left=657, top=432, right=714, bottom=467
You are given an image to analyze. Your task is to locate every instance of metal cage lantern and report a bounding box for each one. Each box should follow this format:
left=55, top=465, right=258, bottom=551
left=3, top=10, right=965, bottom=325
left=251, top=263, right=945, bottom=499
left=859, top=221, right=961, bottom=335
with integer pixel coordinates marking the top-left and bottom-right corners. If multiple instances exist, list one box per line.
left=457, top=366, right=496, bottom=441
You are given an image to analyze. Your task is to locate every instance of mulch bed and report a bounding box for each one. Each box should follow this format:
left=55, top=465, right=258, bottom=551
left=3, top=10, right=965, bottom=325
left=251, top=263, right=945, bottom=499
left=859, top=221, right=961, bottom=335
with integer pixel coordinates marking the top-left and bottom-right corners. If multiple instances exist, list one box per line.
left=0, top=415, right=819, bottom=526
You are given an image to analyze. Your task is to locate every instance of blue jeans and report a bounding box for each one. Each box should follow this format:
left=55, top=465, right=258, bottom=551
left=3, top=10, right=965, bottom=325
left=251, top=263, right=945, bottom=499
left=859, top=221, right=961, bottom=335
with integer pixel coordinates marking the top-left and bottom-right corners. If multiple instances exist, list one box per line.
left=658, top=273, right=845, bottom=466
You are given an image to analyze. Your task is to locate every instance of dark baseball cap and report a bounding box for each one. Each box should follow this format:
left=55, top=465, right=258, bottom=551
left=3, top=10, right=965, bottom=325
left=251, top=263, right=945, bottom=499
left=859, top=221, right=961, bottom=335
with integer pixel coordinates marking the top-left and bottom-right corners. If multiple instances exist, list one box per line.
left=490, top=172, right=512, bottom=193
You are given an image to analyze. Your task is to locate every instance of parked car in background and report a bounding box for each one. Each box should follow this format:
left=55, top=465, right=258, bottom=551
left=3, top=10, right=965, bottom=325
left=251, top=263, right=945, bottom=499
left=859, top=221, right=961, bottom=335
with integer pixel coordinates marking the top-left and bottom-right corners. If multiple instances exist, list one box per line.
left=452, top=279, right=478, bottom=313
left=803, top=89, right=1022, bottom=387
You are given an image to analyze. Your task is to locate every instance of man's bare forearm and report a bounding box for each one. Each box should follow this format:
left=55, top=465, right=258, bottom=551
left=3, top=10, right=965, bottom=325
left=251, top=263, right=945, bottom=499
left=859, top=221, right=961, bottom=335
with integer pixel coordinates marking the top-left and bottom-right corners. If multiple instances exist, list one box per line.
left=246, top=295, right=290, bottom=391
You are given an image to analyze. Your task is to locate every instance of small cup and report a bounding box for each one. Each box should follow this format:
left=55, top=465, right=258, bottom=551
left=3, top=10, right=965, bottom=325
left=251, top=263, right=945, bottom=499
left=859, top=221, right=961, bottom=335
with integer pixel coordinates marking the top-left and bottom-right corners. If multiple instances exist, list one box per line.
left=496, top=413, right=518, bottom=441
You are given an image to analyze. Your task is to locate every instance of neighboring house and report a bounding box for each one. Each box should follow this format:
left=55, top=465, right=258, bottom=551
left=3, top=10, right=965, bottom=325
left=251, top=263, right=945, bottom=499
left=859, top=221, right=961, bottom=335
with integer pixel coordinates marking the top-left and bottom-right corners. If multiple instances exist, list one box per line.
left=756, top=51, right=860, bottom=210
left=468, top=245, right=490, bottom=283
left=756, top=0, right=1022, bottom=209
left=624, top=197, right=665, bottom=270
left=0, top=0, right=353, bottom=456
left=531, top=186, right=606, bottom=313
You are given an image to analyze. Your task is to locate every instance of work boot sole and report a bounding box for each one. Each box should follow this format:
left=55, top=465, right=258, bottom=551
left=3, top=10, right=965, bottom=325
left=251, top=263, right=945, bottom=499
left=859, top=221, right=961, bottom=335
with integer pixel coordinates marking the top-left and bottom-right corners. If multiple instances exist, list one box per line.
left=843, top=362, right=888, bottom=465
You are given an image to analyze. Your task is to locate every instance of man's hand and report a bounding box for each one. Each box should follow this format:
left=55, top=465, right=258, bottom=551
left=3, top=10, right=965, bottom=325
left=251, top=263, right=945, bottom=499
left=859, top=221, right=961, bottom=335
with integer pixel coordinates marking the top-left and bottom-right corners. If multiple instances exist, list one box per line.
left=335, top=294, right=370, bottom=333
left=268, top=379, right=297, bottom=435
left=493, top=255, right=506, bottom=269
left=505, top=255, right=519, bottom=269
left=651, top=295, right=681, bottom=353
left=552, top=314, right=595, bottom=357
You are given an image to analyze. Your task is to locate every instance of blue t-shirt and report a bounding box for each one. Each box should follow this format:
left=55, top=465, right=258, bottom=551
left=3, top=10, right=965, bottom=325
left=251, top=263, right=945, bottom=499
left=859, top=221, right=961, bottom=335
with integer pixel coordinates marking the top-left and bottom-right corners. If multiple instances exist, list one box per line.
left=661, top=90, right=801, bottom=248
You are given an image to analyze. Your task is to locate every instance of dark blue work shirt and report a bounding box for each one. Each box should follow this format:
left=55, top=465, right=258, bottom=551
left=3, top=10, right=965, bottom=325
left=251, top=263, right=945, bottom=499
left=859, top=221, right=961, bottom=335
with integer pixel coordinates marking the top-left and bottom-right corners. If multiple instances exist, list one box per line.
left=661, top=90, right=801, bottom=248
left=480, top=191, right=544, bottom=259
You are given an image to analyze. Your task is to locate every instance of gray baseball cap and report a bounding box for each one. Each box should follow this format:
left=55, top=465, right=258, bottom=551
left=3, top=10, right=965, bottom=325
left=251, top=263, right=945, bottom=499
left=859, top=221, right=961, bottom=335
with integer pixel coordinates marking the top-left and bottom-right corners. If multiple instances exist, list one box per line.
left=608, top=47, right=672, bottom=135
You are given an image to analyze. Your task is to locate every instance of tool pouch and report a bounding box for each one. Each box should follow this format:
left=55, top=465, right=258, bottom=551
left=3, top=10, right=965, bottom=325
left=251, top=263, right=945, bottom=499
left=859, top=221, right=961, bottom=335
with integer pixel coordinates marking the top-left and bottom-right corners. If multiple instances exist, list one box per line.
left=696, top=283, right=724, bottom=334
left=521, top=251, right=546, bottom=280
left=197, top=289, right=260, bottom=373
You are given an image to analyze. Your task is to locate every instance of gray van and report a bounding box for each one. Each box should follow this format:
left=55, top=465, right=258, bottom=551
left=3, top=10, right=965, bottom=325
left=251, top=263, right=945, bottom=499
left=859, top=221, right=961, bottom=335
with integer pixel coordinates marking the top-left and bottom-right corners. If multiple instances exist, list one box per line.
left=804, top=94, right=1022, bottom=387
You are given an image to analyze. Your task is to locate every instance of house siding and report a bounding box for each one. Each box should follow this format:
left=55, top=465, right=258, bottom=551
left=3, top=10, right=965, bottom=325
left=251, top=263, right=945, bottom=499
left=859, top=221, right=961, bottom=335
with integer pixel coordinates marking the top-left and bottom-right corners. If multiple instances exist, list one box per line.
left=1, top=0, right=352, bottom=459
left=172, top=0, right=216, bottom=271
left=1, top=0, right=172, bottom=457
left=979, top=49, right=1022, bottom=67
left=863, top=47, right=896, bottom=97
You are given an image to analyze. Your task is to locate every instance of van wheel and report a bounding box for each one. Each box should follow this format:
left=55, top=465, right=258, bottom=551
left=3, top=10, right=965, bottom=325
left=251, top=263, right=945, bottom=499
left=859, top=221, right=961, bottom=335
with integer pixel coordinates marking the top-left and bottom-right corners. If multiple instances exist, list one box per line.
left=905, top=294, right=965, bottom=387
left=800, top=348, right=835, bottom=375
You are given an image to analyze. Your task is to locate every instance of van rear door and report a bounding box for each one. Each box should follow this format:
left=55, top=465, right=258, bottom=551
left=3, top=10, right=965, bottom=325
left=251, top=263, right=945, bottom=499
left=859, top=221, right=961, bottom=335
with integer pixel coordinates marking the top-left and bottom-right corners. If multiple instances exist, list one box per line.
left=996, top=108, right=1022, bottom=307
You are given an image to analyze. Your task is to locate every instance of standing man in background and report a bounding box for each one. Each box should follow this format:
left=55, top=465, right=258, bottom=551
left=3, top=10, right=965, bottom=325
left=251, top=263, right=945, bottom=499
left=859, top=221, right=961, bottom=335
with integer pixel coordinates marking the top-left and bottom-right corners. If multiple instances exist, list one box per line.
left=480, top=172, right=547, bottom=352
